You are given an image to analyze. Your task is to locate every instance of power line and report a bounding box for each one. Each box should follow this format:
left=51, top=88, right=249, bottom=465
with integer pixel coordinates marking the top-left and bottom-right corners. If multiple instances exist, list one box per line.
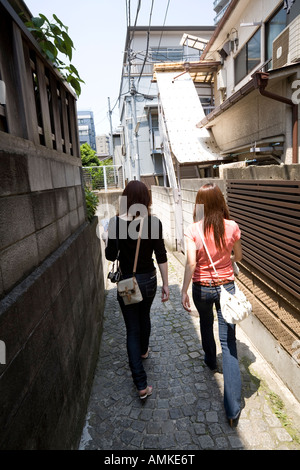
left=145, top=0, right=171, bottom=96
left=137, top=0, right=155, bottom=85
left=157, top=0, right=171, bottom=50
left=128, top=0, right=141, bottom=50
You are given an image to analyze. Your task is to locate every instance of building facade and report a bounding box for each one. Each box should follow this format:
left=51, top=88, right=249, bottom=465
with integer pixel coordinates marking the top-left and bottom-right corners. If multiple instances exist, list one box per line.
left=96, top=134, right=110, bottom=158
left=118, top=25, right=215, bottom=187
left=77, top=110, right=96, bottom=151
left=199, top=0, right=300, bottom=165
left=213, top=0, right=232, bottom=24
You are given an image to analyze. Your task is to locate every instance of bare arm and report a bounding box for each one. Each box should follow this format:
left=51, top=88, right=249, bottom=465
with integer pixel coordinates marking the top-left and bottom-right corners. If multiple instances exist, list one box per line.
left=231, top=239, right=243, bottom=263
left=181, top=237, right=197, bottom=312
left=158, top=261, right=169, bottom=302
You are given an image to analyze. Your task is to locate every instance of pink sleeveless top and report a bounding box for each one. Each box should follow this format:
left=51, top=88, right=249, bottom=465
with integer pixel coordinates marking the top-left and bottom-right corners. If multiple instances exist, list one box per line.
left=184, top=219, right=241, bottom=282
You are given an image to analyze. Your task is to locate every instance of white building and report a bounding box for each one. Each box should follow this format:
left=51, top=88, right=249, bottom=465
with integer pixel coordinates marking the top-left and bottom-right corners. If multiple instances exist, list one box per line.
left=96, top=134, right=110, bottom=158
left=118, top=25, right=216, bottom=187
left=198, top=0, right=300, bottom=165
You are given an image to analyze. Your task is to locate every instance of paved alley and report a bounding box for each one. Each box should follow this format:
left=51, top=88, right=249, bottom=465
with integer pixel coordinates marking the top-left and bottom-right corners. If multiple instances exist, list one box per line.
left=79, top=251, right=300, bottom=451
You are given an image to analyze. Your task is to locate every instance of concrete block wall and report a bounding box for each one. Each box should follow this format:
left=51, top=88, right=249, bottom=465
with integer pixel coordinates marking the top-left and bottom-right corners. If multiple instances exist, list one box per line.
left=0, top=131, right=105, bottom=449
left=151, top=186, right=176, bottom=251
left=0, top=133, right=86, bottom=298
left=151, top=180, right=225, bottom=251
left=180, top=179, right=226, bottom=239
left=0, top=217, right=105, bottom=449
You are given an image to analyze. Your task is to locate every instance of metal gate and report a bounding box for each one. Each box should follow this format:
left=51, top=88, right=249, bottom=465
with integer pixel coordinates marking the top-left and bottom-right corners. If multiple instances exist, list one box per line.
left=82, top=165, right=125, bottom=191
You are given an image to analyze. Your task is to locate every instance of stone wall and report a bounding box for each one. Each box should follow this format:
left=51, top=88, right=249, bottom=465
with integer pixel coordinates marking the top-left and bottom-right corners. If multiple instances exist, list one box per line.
left=0, top=131, right=105, bottom=449
left=0, top=216, right=105, bottom=449
left=0, top=134, right=86, bottom=298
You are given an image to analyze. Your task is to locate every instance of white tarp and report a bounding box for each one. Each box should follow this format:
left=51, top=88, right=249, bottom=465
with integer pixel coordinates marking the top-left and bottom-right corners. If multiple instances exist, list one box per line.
left=156, top=71, right=220, bottom=164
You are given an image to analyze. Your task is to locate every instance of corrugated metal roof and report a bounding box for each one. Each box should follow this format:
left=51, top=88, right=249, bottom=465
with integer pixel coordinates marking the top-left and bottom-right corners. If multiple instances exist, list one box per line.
left=153, top=61, right=220, bottom=84
left=156, top=71, right=220, bottom=164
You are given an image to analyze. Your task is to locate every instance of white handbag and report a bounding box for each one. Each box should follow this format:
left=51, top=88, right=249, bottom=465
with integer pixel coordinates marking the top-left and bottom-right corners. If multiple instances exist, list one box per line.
left=196, top=224, right=252, bottom=324
left=117, top=217, right=144, bottom=305
left=219, top=284, right=252, bottom=324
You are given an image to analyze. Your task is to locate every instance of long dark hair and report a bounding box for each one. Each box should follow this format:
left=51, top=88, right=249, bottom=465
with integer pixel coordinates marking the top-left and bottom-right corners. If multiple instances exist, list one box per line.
left=120, top=180, right=151, bottom=216
left=193, top=184, right=230, bottom=250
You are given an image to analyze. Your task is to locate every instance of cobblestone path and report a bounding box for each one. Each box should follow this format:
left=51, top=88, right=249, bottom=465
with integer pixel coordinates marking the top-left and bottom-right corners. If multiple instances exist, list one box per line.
left=79, top=251, right=300, bottom=451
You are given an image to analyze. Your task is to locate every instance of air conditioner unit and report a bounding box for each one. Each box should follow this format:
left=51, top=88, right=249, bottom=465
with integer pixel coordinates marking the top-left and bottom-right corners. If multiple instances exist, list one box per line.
left=272, top=16, right=300, bottom=69
left=217, top=69, right=227, bottom=91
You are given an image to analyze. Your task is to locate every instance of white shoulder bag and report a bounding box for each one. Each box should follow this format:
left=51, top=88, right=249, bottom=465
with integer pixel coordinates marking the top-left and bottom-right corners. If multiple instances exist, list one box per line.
left=117, top=217, right=144, bottom=305
left=196, top=224, right=252, bottom=324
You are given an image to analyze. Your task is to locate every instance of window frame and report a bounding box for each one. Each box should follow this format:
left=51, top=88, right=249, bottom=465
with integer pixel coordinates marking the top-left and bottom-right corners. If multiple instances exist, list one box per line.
left=234, top=27, right=261, bottom=85
left=265, top=5, right=287, bottom=70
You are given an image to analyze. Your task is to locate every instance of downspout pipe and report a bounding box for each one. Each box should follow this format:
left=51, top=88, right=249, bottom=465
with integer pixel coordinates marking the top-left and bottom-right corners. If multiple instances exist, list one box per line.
left=252, top=71, right=298, bottom=164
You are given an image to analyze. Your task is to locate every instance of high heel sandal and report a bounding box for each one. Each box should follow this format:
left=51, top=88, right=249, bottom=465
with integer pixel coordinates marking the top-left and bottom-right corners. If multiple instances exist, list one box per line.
left=139, top=386, right=153, bottom=400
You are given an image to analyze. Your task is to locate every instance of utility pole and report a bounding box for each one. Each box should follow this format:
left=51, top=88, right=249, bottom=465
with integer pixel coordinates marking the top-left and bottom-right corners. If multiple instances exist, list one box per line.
left=130, top=78, right=141, bottom=181
left=108, top=97, right=117, bottom=187
left=107, top=97, right=114, bottom=164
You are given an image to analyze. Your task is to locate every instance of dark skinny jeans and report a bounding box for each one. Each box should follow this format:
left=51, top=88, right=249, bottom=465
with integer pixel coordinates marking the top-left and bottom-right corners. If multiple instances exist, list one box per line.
left=118, top=270, right=157, bottom=391
left=192, top=281, right=241, bottom=419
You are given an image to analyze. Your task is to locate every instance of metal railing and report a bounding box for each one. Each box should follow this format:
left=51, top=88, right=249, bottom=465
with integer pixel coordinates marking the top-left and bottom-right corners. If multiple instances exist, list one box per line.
left=82, top=165, right=125, bottom=191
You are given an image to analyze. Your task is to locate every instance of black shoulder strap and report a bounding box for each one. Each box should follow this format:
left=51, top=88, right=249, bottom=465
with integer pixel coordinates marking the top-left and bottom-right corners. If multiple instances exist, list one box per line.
left=116, top=216, right=120, bottom=260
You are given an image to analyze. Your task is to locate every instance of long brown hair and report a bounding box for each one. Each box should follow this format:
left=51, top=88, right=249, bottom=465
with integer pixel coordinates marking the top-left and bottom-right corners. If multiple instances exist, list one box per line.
left=120, top=180, right=151, bottom=216
left=193, top=184, right=230, bottom=250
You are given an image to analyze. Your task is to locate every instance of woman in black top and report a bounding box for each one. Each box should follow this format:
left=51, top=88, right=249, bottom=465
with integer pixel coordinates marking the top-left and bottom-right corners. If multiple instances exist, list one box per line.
left=105, top=181, right=169, bottom=399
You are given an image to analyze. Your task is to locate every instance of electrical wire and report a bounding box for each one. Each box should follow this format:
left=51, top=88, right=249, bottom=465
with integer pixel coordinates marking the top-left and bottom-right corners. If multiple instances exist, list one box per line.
left=145, top=0, right=170, bottom=97
left=157, top=0, right=170, bottom=50
left=137, top=0, right=155, bottom=85
left=106, top=0, right=172, bottom=132
left=128, top=0, right=141, bottom=51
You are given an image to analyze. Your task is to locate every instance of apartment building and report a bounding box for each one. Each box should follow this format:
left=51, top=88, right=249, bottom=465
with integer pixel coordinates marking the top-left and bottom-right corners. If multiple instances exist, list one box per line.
left=77, top=110, right=96, bottom=151
left=118, top=25, right=215, bottom=187
left=198, top=0, right=300, bottom=165
left=96, top=134, right=110, bottom=157
left=213, top=0, right=232, bottom=24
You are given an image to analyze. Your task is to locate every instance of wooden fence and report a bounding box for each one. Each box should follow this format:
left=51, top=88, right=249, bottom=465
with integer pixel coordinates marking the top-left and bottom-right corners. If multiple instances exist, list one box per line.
left=0, top=0, right=79, bottom=156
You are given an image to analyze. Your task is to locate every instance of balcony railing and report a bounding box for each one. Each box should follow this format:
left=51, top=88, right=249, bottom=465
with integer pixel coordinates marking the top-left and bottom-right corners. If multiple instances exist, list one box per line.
left=214, top=3, right=230, bottom=24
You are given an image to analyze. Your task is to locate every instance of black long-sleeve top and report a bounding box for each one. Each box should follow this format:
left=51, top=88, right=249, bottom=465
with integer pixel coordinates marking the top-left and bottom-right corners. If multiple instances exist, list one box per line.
left=105, top=215, right=167, bottom=275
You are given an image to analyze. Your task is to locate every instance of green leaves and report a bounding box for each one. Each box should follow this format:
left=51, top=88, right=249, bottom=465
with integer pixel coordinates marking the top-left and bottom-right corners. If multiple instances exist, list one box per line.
left=84, top=187, right=99, bottom=222
left=25, top=13, right=84, bottom=96
left=80, top=143, right=100, bottom=166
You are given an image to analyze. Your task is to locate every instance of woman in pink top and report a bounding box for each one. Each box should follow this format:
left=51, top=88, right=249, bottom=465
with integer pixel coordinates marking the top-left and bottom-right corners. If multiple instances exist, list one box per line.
left=181, top=184, right=243, bottom=427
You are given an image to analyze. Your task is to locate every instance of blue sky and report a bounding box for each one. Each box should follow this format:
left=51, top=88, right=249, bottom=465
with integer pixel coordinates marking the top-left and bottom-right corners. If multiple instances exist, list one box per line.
left=25, top=0, right=215, bottom=135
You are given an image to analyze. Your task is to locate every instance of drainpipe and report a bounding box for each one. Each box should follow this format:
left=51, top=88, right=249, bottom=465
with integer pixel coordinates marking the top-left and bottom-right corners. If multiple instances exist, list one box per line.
left=252, top=71, right=298, bottom=164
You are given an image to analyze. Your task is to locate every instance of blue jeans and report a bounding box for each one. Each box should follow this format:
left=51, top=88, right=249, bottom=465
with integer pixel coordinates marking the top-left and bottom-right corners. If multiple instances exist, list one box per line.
left=192, top=281, right=241, bottom=419
left=118, top=270, right=157, bottom=391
